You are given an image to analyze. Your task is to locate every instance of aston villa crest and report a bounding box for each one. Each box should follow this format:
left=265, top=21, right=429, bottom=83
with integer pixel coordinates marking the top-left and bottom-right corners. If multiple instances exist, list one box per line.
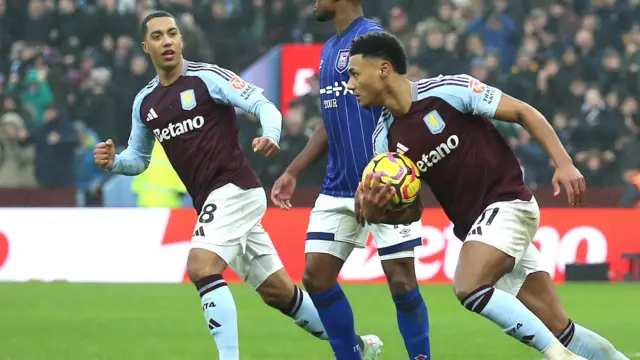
left=180, top=89, right=197, bottom=111
left=424, top=110, right=445, bottom=134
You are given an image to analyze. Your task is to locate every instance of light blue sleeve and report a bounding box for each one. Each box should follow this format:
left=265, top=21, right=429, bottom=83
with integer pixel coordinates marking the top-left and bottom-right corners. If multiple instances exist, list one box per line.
left=372, top=110, right=392, bottom=156
left=416, top=74, right=503, bottom=118
left=189, top=65, right=282, bottom=144
left=110, top=90, right=155, bottom=175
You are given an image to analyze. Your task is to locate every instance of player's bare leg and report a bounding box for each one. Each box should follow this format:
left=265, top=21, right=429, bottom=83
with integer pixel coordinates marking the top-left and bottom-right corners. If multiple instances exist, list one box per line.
left=380, top=256, right=431, bottom=359
left=255, top=267, right=331, bottom=339
left=250, top=257, right=381, bottom=359
left=303, top=251, right=366, bottom=360
left=453, top=241, right=584, bottom=360
left=187, top=248, right=239, bottom=360
left=302, top=252, right=345, bottom=293
left=518, top=271, right=629, bottom=360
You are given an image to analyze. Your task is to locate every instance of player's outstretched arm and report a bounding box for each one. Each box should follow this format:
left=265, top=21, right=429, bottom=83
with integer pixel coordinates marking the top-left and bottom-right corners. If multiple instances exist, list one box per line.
left=493, top=94, right=586, bottom=206
left=95, top=103, right=155, bottom=176
left=493, top=94, right=571, bottom=168
left=243, top=97, right=282, bottom=157
left=202, top=68, right=281, bottom=156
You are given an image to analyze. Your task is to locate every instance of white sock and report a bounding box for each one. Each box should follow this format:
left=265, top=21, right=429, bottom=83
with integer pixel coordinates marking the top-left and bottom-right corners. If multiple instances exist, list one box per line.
left=197, top=275, right=239, bottom=360
left=284, top=286, right=330, bottom=340
left=559, top=321, right=629, bottom=360
left=463, top=285, right=572, bottom=359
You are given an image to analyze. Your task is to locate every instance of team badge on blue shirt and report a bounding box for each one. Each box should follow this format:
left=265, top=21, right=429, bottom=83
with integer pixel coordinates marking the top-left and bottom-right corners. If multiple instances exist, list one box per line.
left=424, top=110, right=446, bottom=134
left=335, top=49, right=350, bottom=73
left=180, top=89, right=197, bottom=111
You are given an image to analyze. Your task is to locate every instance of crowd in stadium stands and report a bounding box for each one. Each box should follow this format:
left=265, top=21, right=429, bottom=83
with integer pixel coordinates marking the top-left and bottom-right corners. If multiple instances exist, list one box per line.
left=0, top=0, right=639, bottom=206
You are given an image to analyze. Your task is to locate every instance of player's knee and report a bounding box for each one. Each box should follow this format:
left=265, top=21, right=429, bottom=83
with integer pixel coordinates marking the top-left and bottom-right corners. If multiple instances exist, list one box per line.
left=187, top=264, right=216, bottom=284
left=452, top=281, right=483, bottom=305
left=186, top=248, right=227, bottom=283
left=381, top=258, right=418, bottom=297
left=387, top=275, right=416, bottom=297
left=302, top=253, right=343, bottom=293
left=302, top=264, right=338, bottom=293
left=302, top=268, right=335, bottom=294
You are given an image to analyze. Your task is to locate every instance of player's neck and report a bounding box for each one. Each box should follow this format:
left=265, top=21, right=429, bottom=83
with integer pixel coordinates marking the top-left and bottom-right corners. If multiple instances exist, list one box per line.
left=333, top=8, right=363, bottom=35
left=156, top=57, right=184, bottom=86
left=384, top=77, right=413, bottom=117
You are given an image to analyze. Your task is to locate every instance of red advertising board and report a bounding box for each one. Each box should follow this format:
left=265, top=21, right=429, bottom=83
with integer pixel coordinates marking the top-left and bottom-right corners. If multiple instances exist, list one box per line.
left=162, top=208, right=640, bottom=284
left=280, top=44, right=323, bottom=115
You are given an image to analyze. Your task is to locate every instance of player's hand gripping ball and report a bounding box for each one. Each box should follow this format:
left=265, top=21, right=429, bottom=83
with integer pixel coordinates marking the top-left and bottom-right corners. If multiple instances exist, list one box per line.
left=361, top=152, right=421, bottom=210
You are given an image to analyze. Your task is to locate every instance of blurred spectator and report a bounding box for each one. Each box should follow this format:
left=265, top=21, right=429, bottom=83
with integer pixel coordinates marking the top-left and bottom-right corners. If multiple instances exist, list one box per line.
left=619, top=168, right=640, bottom=208
left=294, top=72, right=322, bottom=124
left=261, top=102, right=308, bottom=185
left=387, top=7, right=412, bottom=45
left=77, top=67, right=118, bottom=142
left=467, top=9, right=518, bottom=70
left=75, top=121, right=106, bottom=206
left=0, top=112, right=36, bottom=187
left=6, top=67, right=54, bottom=128
left=21, top=106, right=78, bottom=187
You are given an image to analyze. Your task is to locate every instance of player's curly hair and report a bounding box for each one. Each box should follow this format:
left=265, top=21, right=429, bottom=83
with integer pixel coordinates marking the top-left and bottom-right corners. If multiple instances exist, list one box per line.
left=350, top=32, right=408, bottom=75
left=141, top=11, right=178, bottom=39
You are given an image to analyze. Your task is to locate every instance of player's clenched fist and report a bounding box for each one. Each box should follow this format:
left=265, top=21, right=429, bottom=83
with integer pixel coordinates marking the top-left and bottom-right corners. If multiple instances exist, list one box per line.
left=94, top=139, right=115, bottom=169
left=252, top=136, right=280, bottom=157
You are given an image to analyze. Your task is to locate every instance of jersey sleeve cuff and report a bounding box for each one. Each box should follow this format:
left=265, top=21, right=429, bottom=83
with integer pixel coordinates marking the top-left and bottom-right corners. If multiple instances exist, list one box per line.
left=107, top=155, right=121, bottom=173
left=262, top=133, right=280, bottom=145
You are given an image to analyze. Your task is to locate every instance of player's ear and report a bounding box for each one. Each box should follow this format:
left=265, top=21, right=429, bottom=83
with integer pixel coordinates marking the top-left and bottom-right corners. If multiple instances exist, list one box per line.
left=142, top=41, right=149, bottom=54
left=380, top=61, right=391, bottom=79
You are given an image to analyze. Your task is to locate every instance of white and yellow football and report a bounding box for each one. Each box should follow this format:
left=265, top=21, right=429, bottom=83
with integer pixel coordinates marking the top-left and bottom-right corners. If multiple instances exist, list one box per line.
left=361, top=152, right=421, bottom=210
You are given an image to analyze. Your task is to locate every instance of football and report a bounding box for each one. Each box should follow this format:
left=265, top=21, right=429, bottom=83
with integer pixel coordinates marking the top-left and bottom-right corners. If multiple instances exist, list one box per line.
left=361, top=152, right=421, bottom=210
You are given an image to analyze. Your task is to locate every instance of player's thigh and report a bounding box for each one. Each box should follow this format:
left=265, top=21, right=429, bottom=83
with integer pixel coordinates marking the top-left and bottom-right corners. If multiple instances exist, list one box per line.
left=369, top=221, right=422, bottom=294
left=303, top=195, right=364, bottom=289
left=455, top=198, right=540, bottom=298
left=190, top=184, right=267, bottom=279
left=231, top=222, right=285, bottom=290
left=465, top=197, right=540, bottom=266
left=369, top=221, right=423, bottom=261
left=509, top=248, right=569, bottom=335
left=186, top=248, right=236, bottom=282
left=305, top=194, right=365, bottom=262
left=230, top=223, right=294, bottom=309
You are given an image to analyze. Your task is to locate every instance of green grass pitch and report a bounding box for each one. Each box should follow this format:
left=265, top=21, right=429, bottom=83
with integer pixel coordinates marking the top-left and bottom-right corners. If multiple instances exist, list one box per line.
left=1, top=282, right=638, bottom=360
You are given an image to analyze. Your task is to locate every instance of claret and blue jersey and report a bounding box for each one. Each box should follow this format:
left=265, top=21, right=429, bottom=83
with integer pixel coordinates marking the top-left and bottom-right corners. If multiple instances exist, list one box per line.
left=110, top=60, right=281, bottom=213
left=318, top=16, right=383, bottom=197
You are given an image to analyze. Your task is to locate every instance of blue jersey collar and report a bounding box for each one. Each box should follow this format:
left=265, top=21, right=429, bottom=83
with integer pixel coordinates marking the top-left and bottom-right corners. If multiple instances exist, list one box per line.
left=337, top=16, right=365, bottom=41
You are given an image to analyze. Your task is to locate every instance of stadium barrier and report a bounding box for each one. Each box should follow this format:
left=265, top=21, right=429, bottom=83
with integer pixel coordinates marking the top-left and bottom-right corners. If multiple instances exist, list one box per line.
left=0, top=208, right=638, bottom=283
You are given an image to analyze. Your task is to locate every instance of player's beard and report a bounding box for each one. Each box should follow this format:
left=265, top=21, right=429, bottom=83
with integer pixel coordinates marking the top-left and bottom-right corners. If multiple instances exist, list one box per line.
left=314, top=10, right=333, bottom=22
